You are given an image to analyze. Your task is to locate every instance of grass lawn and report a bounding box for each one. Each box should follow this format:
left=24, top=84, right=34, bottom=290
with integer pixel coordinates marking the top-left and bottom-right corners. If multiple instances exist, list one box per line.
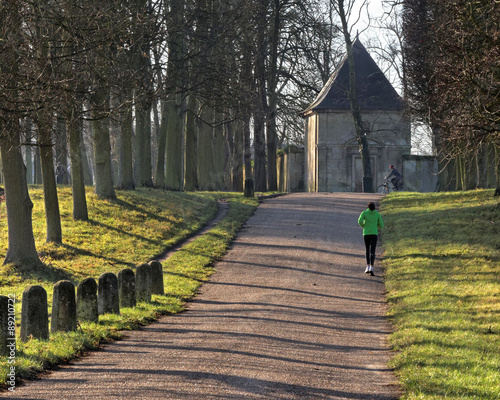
left=380, top=189, right=500, bottom=399
left=0, top=187, right=258, bottom=387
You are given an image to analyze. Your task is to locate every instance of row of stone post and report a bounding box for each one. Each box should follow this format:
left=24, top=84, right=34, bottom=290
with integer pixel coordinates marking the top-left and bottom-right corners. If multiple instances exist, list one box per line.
left=0, top=261, right=164, bottom=356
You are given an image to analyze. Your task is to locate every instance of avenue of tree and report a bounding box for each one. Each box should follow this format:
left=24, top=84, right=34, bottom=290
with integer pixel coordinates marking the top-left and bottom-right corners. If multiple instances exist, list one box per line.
left=0, top=0, right=353, bottom=268
left=401, top=0, right=500, bottom=190
left=0, top=0, right=499, bottom=269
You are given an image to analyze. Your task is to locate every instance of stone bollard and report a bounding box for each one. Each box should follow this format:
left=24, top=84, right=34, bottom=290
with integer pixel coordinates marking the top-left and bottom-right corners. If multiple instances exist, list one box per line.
left=98, top=272, right=120, bottom=315
left=118, top=268, right=136, bottom=308
left=150, top=261, right=164, bottom=295
left=51, top=280, right=77, bottom=333
left=77, top=278, right=99, bottom=323
left=135, top=263, right=152, bottom=303
left=21, top=285, right=49, bottom=341
left=0, top=295, right=15, bottom=357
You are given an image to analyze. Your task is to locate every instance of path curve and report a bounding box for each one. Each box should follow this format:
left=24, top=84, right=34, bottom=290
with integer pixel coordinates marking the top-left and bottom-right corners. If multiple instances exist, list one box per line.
left=155, top=199, right=230, bottom=262
left=10, top=193, right=400, bottom=400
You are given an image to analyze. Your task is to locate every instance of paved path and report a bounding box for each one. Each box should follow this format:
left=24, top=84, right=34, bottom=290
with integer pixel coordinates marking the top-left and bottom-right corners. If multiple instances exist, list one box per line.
left=9, top=193, right=400, bottom=400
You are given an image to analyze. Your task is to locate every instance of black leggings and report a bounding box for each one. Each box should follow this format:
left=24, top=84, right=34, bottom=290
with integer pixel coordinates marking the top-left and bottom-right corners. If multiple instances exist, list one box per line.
left=364, top=235, right=378, bottom=266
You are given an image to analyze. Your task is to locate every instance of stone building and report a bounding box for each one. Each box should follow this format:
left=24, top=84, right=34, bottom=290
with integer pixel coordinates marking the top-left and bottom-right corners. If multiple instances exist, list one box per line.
left=302, top=39, right=413, bottom=192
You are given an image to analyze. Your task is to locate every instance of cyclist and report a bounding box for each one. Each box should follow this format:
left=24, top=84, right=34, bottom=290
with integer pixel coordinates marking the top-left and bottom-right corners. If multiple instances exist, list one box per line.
left=386, top=164, right=402, bottom=190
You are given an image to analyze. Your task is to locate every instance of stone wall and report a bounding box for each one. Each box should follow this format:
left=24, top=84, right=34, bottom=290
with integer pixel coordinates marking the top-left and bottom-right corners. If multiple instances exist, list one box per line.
left=403, top=155, right=439, bottom=192
left=304, top=114, right=318, bottom=192
left=277, top=147, right=304, bottom=192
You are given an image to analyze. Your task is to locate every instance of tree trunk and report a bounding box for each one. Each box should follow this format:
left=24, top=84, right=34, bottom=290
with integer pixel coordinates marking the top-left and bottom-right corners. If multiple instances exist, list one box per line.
left=266, top=0, right=280, bottom=192
left=67, top=104, right=89, bottom=221
left=152, top=44, right=165, bottom=188
left=212, top=114, right=226, bottom=190
left=23, top=119, right=34, bottom=184
left=184, top=95, right=199, bottom=191
left=34, top=146, right=42, bottom=184
left=165, top=98, right=184, bottom=190
left=232, top=119, right=244, bottom=192
left=118, top=92, right=135, bottom=190
left=55, top=117, right=69, bottom=184
left=254, top=110, right=267, bottom=192
left=25, top=137, right=34, bottom=184
left=135, top=101, right=154, bottom=187
left=197, top=105, right=215, bottom=191
left=241, top=42, right=253, bottom=185
left=165, top=0, right=185, bottom=191
left=155, top=99, right=167, bottom=188
left=254, top=0, right=268, bottom=192
left=266, top=109, right=278, bottom=192
left=108, top=93, right=120, bottom=185
left=92, top=89, right=116, bottom=200
left=151, top=99, right=160, bottom=182
left=495, top=145, right=500, bottom=195
left=36, top=114, right=63, bottom=243
left=132, top=0, right=154, bottom=188
left=486, top=144, right=496, bottom=189
left=0, top=0, right=41, bottom=267
left=0, top=120, right=42, bottom=268
left=243, top=113, right=252, bottom=186
left=223, top=118, right=233, bottom=190
left=81, top=123, right=93, bottom=186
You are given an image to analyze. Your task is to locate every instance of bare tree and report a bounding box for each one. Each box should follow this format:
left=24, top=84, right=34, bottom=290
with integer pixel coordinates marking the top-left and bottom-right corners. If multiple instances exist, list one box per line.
left=164, top=0, right=185, bottom=191
left=332, top=0, right=373, bottom=192
left=133, top=0, right=155, bottom=188
left=402, top=0, right=500, bottom=192
left=0, top=0, right=42, bottom=267
left=184, top=94, right=199, bottom=191
left=32, top=1, right=63, bottom=243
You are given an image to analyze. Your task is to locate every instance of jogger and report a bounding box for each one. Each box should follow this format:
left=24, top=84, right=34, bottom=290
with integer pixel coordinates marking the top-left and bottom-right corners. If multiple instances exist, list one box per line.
left=358, top=202, right=384, bottom=276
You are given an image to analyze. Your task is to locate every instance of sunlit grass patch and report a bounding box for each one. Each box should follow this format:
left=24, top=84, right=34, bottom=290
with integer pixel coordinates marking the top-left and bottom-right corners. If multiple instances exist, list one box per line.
left=381, top=189, right=500, bottom=399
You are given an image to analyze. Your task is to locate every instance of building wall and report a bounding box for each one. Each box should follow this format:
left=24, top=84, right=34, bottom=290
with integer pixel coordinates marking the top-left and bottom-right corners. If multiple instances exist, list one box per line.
left=304, top=110, right=412, bottom=192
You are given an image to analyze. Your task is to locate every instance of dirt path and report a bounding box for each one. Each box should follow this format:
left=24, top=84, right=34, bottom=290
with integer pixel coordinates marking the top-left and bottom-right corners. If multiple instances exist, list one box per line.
left=155, top=199, right=230, bottom=262
left=9, top=193, right=400, bottom=400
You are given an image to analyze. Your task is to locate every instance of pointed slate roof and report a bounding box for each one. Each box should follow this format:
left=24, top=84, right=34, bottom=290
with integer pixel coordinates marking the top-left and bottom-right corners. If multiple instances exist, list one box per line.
left=303, top=39, right=404, bottom=114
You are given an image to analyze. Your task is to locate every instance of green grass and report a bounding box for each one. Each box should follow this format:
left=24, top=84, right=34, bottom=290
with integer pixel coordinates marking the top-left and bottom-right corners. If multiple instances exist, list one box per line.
left=380, top=190, right=500, bottom=400
left=0, top=187, right=258, bottom=387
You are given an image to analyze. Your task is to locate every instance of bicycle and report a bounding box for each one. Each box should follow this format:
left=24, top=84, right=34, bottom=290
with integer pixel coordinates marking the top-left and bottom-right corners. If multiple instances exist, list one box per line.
left=377, top=179, right=409, bottom=194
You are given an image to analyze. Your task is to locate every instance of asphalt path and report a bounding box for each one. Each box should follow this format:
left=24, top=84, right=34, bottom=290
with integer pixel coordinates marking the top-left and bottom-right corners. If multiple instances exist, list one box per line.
left=8, top=193, right=400, bottom=400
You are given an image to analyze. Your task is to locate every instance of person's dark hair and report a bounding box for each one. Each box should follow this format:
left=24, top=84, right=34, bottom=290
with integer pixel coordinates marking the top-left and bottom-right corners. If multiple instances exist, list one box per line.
left=368, top=202, right=376, bottom=211
left=389, top=164, right=394, bottom=169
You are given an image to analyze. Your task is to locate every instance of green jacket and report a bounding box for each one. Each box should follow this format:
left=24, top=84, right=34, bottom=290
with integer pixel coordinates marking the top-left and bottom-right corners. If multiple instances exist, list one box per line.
left=358, top=209, right=384, bottom=235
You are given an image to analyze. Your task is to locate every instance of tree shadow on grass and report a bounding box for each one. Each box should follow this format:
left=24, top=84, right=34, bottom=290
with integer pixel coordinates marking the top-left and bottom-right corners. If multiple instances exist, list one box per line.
left=87, top=218, right=165, bottom=247
left=61, top=244, right=136, bottom=274
left=112, top=198, right=171, bottom=224
left=1, top=261, right=74, bottom=285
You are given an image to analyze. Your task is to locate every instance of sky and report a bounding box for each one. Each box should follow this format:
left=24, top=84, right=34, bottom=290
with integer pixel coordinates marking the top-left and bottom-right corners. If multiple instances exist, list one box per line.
left=355, top=1, right=400, bottom=82
left=345, top=0, right=387, bottom=35
left=350, top=1, right=434, bottom=155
